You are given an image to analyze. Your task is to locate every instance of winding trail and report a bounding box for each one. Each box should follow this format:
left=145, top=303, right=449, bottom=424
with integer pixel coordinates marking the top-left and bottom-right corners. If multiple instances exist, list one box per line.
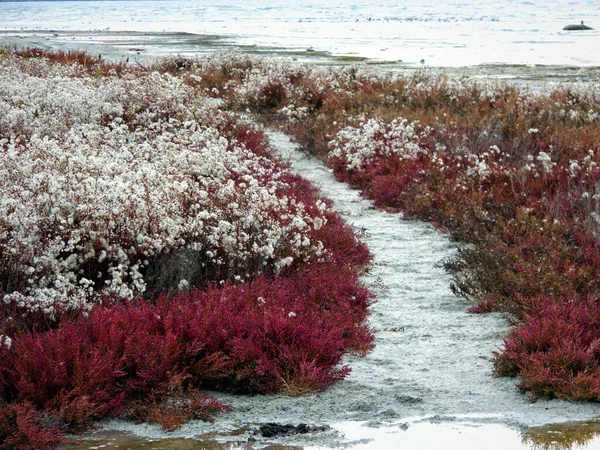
left=104, top=130, right=599, bottom=448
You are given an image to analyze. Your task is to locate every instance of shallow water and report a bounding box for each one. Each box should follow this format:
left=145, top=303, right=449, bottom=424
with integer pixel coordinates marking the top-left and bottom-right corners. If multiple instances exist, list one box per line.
left=2, top=0, right=600, bottom=66
left=63, top=421, right=600, bottom=449
left=69, top=130, right=599, bottom=449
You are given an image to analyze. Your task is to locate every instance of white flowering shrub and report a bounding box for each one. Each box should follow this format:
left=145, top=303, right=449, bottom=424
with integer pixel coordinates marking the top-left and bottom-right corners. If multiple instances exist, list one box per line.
left=229, top=57, right=308, bottom=109
left=0, top=57, right=196, bottom=140
left=0, top=334, right=11, bottom=349
left=0, top=56, right=326, bottom=316
left=277, top=104, right=311, bottom=123
left=329, top=117, right=428, bottom=170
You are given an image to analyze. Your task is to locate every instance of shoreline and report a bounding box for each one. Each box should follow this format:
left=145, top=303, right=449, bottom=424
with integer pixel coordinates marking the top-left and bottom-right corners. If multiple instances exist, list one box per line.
left=3, top=30, right=600, bottom=85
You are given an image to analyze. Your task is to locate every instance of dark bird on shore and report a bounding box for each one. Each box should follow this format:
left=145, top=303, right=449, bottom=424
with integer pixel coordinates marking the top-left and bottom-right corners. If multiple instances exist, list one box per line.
left=563, top=20, right=594, bottom=31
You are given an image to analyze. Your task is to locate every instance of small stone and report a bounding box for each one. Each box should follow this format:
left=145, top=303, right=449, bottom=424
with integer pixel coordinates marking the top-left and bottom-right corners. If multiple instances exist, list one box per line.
left=394, top=394, right=423, bottom=404
left=257, top=423, right=330, bottom=438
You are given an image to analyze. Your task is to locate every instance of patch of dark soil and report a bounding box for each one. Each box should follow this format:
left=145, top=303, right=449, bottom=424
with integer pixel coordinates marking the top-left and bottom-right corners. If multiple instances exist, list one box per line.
left=256, top=423, right=330, bottom=438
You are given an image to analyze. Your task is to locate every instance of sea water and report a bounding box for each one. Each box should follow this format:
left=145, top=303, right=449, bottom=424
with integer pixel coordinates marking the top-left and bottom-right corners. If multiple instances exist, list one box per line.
left=1, top=0, right=600, bottom=66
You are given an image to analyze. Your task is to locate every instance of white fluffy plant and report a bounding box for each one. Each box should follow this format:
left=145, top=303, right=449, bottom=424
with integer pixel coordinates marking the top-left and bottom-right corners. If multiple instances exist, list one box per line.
left=0, top=56, right=194, bottom=140
left=0, top=56, right=326, bottom=317
left=233, top=58, right=308, bottom=108
left=329, top=117, right=428, bottom=171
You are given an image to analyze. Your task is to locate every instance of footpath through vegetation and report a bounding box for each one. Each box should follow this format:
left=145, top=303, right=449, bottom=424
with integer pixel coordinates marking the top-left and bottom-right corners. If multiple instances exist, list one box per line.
left=1, top=49, right=600, bottom=448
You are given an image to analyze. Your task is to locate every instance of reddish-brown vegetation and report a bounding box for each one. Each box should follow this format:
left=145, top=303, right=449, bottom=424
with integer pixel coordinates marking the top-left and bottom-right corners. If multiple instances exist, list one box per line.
left=1, top=256, right=372, bottom=446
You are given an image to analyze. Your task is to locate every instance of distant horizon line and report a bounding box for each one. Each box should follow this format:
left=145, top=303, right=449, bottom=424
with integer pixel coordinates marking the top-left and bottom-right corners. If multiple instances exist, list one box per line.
left=0, top=0, right=175, bottom=2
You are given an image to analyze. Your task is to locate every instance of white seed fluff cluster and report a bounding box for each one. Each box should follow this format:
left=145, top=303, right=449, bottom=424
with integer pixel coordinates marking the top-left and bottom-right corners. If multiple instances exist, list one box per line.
left=0, top=334, right=11, bottom=350
left=0, top=56, right=325, bottom=316
left=233, top=58, right=307, bottom=106
left=329, top=117, right=427, bottom=170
